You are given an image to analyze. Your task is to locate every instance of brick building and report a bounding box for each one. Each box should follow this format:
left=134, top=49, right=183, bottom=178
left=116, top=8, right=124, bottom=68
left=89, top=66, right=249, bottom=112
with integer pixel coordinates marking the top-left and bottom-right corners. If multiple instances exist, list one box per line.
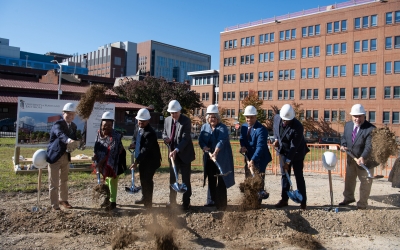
left=216, top=0, right=400, bottom=136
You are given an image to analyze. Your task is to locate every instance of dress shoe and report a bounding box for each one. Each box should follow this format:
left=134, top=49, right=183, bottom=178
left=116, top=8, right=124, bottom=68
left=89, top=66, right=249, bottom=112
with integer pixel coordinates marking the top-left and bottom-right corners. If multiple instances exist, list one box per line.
left=105, top=202, right=117, bottom=211
left=274, top=200, right=289, bottom=208
left=300, top=204, right=307, bottom=210
left=135, top=197, right=145, bottom=204
left=59, top=201, right=73, bottom=209
left=182, top=204, right=191, bottom=211
left=357, top=206, right=366, bottom=210
left=204, top=202, right=215, bottom=207
left=338, top=199, right=356, bottom=206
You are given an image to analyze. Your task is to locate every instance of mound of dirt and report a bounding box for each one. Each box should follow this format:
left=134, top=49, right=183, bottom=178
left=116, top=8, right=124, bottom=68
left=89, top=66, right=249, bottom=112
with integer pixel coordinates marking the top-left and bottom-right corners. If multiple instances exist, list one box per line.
left=371, top=127, right=398, bottom=165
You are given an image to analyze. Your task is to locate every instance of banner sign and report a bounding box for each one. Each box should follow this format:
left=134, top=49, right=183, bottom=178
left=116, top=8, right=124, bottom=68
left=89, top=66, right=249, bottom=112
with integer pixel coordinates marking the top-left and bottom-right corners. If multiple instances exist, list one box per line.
left=16, top=97, right=114, bottom=147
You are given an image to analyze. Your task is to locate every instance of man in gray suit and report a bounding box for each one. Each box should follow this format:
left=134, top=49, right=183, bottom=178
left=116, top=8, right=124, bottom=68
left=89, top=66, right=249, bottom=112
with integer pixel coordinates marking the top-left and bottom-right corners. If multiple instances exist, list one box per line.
left=162, top=100, right=195, bottom=210
left=339, top=104, right=377, bottom=209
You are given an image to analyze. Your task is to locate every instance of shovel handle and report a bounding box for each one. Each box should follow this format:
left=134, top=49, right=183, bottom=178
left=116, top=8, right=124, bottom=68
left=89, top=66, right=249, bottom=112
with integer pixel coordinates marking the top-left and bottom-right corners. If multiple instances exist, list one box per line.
left=131, top=168, right=135, bottom=186
left=96, top=164, right=100, bottom=184
left=284, top=169, right=293, bottom=188
left=37, top=168, right=42, bottom=204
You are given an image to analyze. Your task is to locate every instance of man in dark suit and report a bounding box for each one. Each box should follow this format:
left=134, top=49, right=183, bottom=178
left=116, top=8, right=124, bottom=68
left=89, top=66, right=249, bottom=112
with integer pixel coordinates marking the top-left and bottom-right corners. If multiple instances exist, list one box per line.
left=273, top=104, right=309, bottom=210
left=130, top=108, right=161, bottom=209
left=162, top=100, right=195, bottom=210
left=47, top=102, right=78, bottom=211
left=239, top=105, right=272, bottom=202
left=339, top=104, right=377, bottom=209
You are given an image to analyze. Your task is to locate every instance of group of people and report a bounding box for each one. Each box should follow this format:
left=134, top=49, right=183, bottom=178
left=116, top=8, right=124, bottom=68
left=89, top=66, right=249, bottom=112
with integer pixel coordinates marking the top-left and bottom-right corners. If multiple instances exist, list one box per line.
left=46, top=101, right=376, bottom=212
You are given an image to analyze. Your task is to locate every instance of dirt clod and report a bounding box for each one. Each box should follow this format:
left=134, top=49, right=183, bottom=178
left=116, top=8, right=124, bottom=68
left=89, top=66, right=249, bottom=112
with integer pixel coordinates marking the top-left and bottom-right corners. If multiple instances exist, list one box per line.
left=76, top=84, right=107, bottom=120
left=93, top=184, right=110, bottom=202
left=371, top=127, right=398, bottom=166
left=111, top=227, right=138, bottom=250
left=239, top=170, right=265, bottom=211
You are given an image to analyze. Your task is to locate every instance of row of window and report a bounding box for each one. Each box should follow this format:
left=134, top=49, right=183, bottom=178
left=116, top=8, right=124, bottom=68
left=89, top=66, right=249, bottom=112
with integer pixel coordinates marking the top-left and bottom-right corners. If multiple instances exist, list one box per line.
left=278, top=89, right=295, bottom=100
left=258, top=71, right=275, bottom=81
left=258, top=52, right=275, bottom=63
left=354, top=39, right=377, bottom=52
left=302, top=46, right=320, bottom=58
left=257, top=90, right=274, bottom=100
left=223, top=57, right=236, bottom=66
left=224, top=11, right=400, bottom=50
left=354, top=63, right=376, bottom=76
left=222, top=92, right=236, bottom=101
left=279, top=29, right=296, bottom=41
left=240, top=54, right=255, bottom=64
left=301, top=68, right=320, bottom=79
left=386, top=36, right=400, bottom=49
left=201, top=93, right=209, bottom=101
left=300, top=89, right=319, bottom=100
left=279, top=49, right=296, bottom=61
left=278, top=69, right=296, bottom=80
left=327, top=43, right=347, bottom=55
left=326, top=65, right=346, bottom=77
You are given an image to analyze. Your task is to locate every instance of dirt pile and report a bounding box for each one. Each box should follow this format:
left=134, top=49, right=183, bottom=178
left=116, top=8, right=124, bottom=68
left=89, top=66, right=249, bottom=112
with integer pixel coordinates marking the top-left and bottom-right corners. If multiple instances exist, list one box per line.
left=239, top=170, right=265, bottom=210
left=111, top=227, right=138, bottom=250
left=76, top=84, right=107, bottom=120
left=371, top=127, right=398, bottom=166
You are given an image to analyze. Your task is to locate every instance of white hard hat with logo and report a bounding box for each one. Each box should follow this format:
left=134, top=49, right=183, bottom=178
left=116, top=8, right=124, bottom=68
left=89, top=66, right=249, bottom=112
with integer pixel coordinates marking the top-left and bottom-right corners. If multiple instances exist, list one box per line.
left=280, top=104, right=295, bottom=121
left=322, top=151, right=337, bottom=171
left=63, top=103, right=76, bottom=112
left=32, top=149, right=48, bottom=169
left=206, top=105, right=219, bottom=114
left=243, top=106, right=257, bottom=116
left=167, top=100, right=182, bottom=112
left=349, top=104, right=365, bottom=115
left=101, top=111, right=114, bottom=121
left=136, top=108, right=151, bottom=120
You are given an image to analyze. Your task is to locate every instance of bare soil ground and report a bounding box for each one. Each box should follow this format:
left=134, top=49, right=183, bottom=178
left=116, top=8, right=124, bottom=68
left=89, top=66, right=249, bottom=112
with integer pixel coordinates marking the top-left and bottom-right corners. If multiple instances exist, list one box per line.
left=1, top=170, right=400, bottom=250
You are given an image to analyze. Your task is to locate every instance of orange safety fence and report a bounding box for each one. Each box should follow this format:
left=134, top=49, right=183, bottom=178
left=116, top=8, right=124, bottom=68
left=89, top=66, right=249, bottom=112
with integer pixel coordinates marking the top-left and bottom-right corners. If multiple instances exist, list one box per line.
left=157, top=141, right=397, bottom=179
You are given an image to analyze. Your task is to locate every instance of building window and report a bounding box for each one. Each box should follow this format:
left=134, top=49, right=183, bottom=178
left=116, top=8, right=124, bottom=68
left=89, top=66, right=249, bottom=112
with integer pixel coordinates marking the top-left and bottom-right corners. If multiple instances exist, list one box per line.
left=362, top=16, right=369, bottom=28
left=354, top=41, right=360, bottom=52
left=301, top=89, right=306, bottom=100
left=313, top=110, right=319, bottom=121
left=370, top=63, right=376, bottom=75
left=270, top=33, right=275, bottom=42
left=386, top=37, right=392, bottom=49
left=284, top=90, right=289, bottom=100
left=315, top=24, right=320, bottom=35
left=301, top=68, right=306, bottom=79
left=240, top=74, right=244, bottom=82
left=325, top=88, right=331, bottom=100
left=307, top=68, right=312, bottom=79
left=395, top=61, right=400, bottom=74
left=259, top=34, right=264, bottom=44
left=326, top=66, right=332, bottom=77
left=327, top=22, right=332, bottom=33
left=290, top=69, right=295, bottom=79
left=291, top=29, right=296, bottom=39
left=258, top=72, right=263, bottom=81
left=384, top=86, right=391, bottom=99
left=361, top=87, right=368, bottom=99
left=285, top=50, right=290, bottom=60
left=340, top=110, right=346, bottom=121
left=284, top=70, right=289, bottom=80
left=314, top=67, right=320, bottom=78
left=279, top=51, right=284, bottom=61
left=355, top=17, right=361, bottom=29
left=232, top=92, right=236, bottom=100
left=385, top=61, right=392, bottom=74
left=334, top=21, right=340, bottom=32
left=383, top=112, right=390, bottom=124
left=370, top=87, right=376, bottom=99
left=308, top=47, right=313, bottom=57
left=285, top=30, right=290, bottom=40
left=341, top=43, right=347, bottom=54
left=333, top=66, right=339, bottom=77
left=302, top=48, right=306, bottom=58
left=324, top=110, right=330, bottom=122
left=290, top=90, right=295, bottom=100
left=264, top=71, right=268, bottom=81
left=278, top=90, right=283, bottom=100
left=259, top=54, right=264, bottom=63
left=369, top=111, right=376, bottom=123
left=291, top=49, right=296, bottom=59
left=258, top=91, right=262, bottom=100
left=313, top=89, right=319, bottom=99
left=263, top=91, right=268, bottom=100
left=354, top=64, right=360, bottom=76
left=394, top=86, right=400, bottom=99
left=302, top=27, right=307, bottom=37
left=306, top=110, right=312, bottom=120
left=307, top=89, right=312, bottom=100
left=370, top=39, right=377, bottom=51
left=268, top=90, right=273, bottom=100
left=250, top=54, right=254, bottom=64
left=340, top=65, right=346, bottom=77
left=308, top=26, right=314, bottom=36
left=250, top=73, right=254, bottom=82
left=232, top=74, right=236, bottom=83
left=341, top=20, right=347, bottom=31
left=264, top=33, right=269, bottom=43
left=315, top=46, right=320, bottom=56
left=362, top=40, right=368, bottom=51
left=340, top=88, right=346, bottom=99
left=362, top=63, right=368, bottom=75
left=334, top=43, right=339, bottom=55
left=353, top=88, right=359, bottom=99
left=270, top=52, right=274, bottom=61
left=371, top=15, right=377, bottom=26
left=332, top=110, right=338, bottom=121
left=326, top=44, right=332, bottom=55
left=280, top=31, right=284, bottom=41
left=393, top=112, right=399, bottom=124
left=269, top=71, right=274, bottom=81
left=396, top=11, right=400, bottom=23
left=395, top=36, right=400, bottom=49
left=386, top=12, right=393, bottom=24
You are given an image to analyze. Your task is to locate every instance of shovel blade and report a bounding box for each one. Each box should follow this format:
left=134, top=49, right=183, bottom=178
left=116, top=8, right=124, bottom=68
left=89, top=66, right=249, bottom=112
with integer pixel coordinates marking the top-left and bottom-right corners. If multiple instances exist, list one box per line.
left=287, top=190, right=303, bottom=203
left=171, top=182, right=187, bottom=193
left=214, top=171, right=232, bottom=177
left=369, top=175, right=384, bottom=179
left=258, top=190, right=270, bottom=200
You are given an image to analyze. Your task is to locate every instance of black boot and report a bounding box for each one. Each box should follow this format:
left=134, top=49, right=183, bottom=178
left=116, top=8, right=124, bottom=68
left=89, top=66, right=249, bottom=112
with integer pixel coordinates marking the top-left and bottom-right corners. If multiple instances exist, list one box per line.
left=105, top=202, right=117, bottom=211
left=100, top=197, right=110, bottom=208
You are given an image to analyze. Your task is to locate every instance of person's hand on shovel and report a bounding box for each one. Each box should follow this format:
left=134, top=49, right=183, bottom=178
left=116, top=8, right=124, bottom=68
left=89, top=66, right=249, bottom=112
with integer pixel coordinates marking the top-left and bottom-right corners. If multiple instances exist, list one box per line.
left=130, top=162, right=138, bottom=170
left=169, top=149, right=178, bottom=160
left=248, top=159, right=256, bottom=175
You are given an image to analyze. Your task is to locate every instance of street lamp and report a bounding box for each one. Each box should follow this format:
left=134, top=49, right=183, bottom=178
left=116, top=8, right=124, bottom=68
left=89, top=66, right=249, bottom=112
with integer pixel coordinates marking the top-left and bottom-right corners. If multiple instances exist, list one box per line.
left=51, top=60, right=62, bottom=100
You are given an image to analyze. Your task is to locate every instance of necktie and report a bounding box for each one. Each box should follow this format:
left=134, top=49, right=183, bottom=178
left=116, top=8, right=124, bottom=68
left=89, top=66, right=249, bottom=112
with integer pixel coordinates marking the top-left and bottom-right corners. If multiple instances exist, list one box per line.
left=170, top=120, right=176, bottom=149
left=247, top=126, right=252, bottom=140
left=68, top=124, right=73, bottom=137
left=352, top=126, right=358, bottom=143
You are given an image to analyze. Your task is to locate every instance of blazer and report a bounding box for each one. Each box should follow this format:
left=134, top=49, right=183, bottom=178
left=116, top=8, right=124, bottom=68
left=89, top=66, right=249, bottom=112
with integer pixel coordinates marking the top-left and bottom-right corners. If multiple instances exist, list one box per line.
left=47, top=119, right=77, bottom=164
left=198, top=122, right=235, bottom=188
left=341, top=120, right=377, bottom=168
left=273, top=114, right=309, bottom=162
left=132, top=123, right=161, bottom=169
left=162, top=114, right=195, bottom=164
left=239, top=120, right=272, bottom=172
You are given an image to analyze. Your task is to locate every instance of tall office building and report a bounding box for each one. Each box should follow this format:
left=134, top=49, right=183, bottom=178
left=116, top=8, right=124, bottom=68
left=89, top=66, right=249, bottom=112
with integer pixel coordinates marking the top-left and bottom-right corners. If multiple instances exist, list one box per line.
left=137, top=40, right=211, bottom=82
left=218, top=0, right=400, bottom=135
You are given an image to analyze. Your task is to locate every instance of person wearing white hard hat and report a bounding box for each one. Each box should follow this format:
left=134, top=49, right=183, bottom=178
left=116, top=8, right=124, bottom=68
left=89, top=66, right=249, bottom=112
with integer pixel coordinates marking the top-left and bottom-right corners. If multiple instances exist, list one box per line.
left=239, top=105, right=272, bottom=204
left=93, top=111, right=126, bottom=211
left=46, top=102, right=78, bottom=211
left=273, top=104, right=309, bottom=210
left=162, top=100, right=195, bottom=211
left=199, top=105, right=235, bottom=210
left=339, top=104, right=377, bottom=209
left=129, top=108, right=161, bottom=209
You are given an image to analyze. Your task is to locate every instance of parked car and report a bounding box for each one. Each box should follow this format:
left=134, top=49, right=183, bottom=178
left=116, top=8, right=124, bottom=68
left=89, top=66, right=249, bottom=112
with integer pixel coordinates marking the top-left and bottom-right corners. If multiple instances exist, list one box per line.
left=0, top=118, right=16, bottom=132
left=320, top=137, right=341, bottom=149
left=305, top=136, right=320, bottom=144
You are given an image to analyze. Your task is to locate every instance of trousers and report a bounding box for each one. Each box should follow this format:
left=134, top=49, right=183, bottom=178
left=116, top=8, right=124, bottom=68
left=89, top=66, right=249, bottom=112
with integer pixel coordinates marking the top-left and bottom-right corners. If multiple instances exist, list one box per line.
left=48, top=153, right=69, bottom=209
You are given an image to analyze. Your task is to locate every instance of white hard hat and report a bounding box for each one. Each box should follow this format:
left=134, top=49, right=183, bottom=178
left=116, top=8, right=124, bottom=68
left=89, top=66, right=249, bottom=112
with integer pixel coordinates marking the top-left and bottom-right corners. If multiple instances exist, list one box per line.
left=206, top=105, right=219, bottom=114
left=349, top=104, right=365, bottom=115
left=280, top=104, right=295, bottom=121
left=32, top=149, right=48, bottom=169
left=243, top=106, right=257, bottom=116
left=322, top=151, right=337, bottom=171
left=63, top=103, right=75, bottom=112
left=101, top=111, right=114, bottom=121
left=167, top=100, right=182, bottom=112
left=136, top=108, right=151, bottom=120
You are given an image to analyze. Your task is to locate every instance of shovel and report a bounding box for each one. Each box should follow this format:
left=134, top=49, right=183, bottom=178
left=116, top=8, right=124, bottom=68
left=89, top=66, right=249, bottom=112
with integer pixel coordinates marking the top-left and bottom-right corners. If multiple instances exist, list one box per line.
left=125, top=168, right=142, bottom=193
left=284, top=169, right=303, bottom=203
left=164, top=142, right=187, bottom=193
left=125, top=149, right=142, bottom=193
left=325, top=169, right=339, bottom=212
left=240, top=152, right=269, bottom=200
left=32, top=168, right=43, bottom=212
left=346, top=150, right=384, bottom=179
left=206, top=151, right=232, bottom=177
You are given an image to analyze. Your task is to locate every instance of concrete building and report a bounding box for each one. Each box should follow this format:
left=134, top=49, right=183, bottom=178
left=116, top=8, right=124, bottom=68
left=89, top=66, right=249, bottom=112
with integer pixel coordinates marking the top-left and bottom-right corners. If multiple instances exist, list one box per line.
left=216, top=0, right=400, bottom=135
left=137, top=40, right=211, bottom=82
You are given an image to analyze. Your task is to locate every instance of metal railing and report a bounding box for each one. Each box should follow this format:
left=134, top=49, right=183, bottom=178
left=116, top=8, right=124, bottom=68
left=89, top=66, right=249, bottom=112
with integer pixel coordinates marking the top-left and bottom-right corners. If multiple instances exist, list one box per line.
left=223, top=0, right=377, bottom=32
left=157, top=141, right=396, bottom=179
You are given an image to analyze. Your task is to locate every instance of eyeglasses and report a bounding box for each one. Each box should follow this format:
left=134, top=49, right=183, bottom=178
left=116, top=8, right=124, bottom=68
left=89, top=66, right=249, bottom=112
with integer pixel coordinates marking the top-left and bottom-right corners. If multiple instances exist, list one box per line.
left=209, top=116, right=217, bottom=119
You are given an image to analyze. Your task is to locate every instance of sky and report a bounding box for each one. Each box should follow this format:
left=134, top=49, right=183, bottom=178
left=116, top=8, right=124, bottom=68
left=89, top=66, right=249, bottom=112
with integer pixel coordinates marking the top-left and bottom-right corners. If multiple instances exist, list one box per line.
left=1, top=0, right=340, bottom=69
